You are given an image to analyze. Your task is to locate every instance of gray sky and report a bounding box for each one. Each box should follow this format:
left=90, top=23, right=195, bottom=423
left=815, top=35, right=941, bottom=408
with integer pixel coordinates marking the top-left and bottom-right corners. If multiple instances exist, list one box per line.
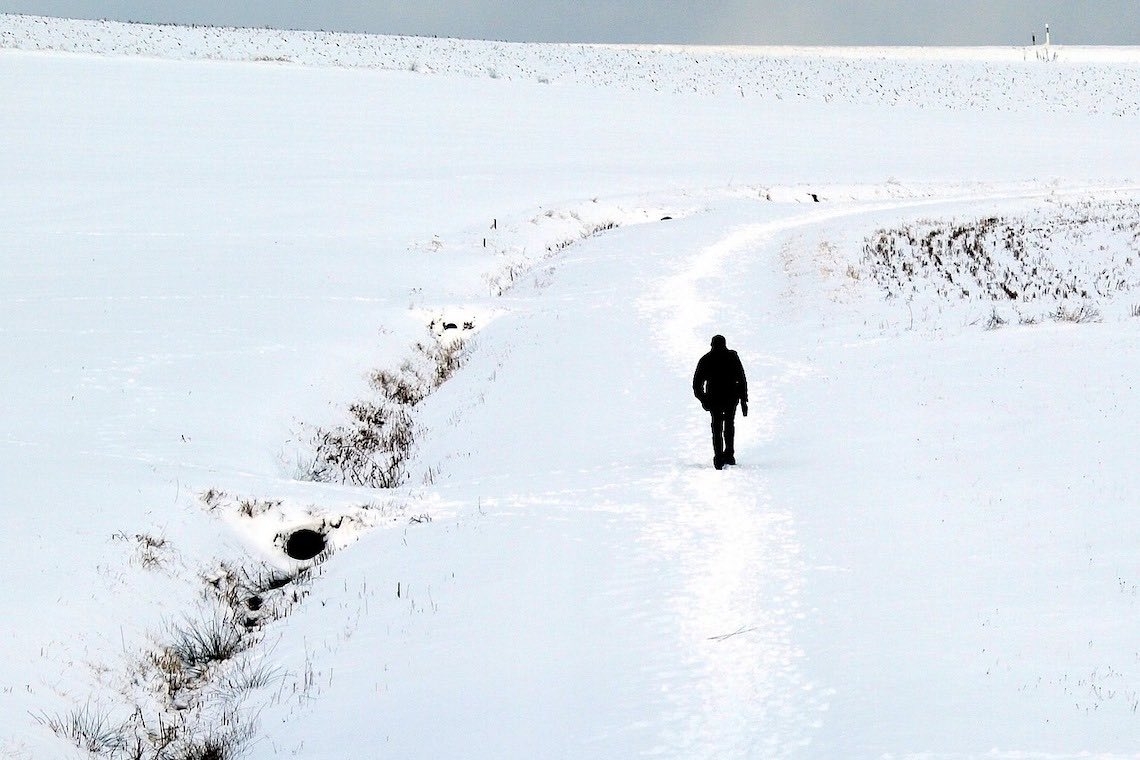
left=1, top=1, right=1137, bottom=45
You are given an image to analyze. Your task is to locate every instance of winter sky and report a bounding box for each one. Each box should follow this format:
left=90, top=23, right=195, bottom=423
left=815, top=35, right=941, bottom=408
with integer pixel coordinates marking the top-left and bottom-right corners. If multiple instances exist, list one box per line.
left=1, top=0, right=1137, bottom=45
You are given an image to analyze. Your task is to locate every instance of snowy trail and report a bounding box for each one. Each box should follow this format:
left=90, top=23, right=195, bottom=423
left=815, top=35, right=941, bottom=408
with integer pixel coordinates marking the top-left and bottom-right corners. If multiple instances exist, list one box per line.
left=424, top=186, right=1140, bottom=757
left=258, top=205, right=835, bottom=757
left=408, top=195, right=909, bottom=752
left=283, top=188, right=1120, bottom=759
left=468, top=192, right=992, bottom=751
left=628, top=205, right=841, bottom=754
left=604, top=215, right=823, bottom=753
left=630, top=192, right=1140, bottom=756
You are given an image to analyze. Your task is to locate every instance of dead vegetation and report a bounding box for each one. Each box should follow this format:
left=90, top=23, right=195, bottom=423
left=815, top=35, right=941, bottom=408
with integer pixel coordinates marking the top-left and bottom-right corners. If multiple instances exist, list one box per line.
left=300, top=332, right=468, bottom=488
left=861, top=199, right=1140, bottom=325
left=39, top=552, right=321, bottom=760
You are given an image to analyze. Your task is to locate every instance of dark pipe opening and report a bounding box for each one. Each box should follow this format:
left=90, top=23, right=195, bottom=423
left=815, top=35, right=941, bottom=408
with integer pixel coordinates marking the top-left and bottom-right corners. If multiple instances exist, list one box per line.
left=285, top=529, right=326, bottom=561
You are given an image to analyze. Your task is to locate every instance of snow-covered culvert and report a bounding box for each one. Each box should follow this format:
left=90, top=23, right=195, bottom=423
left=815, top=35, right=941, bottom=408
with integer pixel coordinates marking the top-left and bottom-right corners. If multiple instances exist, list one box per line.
left=284, top=529, right=326, bottom=561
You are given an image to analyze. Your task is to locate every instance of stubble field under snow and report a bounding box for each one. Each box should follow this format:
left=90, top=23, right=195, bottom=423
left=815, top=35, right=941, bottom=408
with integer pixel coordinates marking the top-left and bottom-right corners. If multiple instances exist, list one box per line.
left=2, top=14, right=1140, bottom=759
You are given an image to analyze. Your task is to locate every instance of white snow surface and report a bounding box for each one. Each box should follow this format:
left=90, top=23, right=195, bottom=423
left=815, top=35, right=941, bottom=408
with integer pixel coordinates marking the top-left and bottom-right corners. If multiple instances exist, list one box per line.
left=2, top=14, right=1140, bottom=759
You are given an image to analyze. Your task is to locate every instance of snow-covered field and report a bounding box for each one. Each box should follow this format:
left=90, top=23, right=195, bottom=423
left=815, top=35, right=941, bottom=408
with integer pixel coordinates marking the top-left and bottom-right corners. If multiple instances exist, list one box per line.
left=2, top=14, right=1140, bottom=759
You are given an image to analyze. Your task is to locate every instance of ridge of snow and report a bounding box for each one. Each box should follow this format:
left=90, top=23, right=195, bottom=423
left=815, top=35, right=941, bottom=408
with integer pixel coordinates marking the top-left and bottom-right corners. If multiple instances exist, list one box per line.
left=4, top=14, right=1140, bottom=115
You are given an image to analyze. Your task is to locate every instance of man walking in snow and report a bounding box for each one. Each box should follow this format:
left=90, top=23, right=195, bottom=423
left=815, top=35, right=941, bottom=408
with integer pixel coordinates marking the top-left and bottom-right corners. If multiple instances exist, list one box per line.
left=692, top=335, right=748, bottom=470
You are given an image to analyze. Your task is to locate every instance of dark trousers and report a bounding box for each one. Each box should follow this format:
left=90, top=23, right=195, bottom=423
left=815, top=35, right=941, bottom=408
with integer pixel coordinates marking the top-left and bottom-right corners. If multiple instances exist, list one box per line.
left=710, top=404, right=737, bottom=461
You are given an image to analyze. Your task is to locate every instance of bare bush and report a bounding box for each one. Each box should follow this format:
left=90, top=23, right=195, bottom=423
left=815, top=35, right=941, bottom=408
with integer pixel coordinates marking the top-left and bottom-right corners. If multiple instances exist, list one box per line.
left=302, top=333, right=467, bottom=488
left=306, top=402, right=414, bottom=488
left=984, top=308, right=1008, bottom=330
left=39, top=700, right=254, bottom=760
left=37, top=704, right=126, bottom=756
left=42, top=552, right=323, bottom=759
left=1052, top=303, right=1102, bottom=323
left=43, top=511, right=332, bottom=758
left=370, top=368, right=427, bottom=407
left=112, top=531, right=176, bottom=570
left=164, top=612, right=250, bottom=676
left=414, top=337, right=466, bottom=387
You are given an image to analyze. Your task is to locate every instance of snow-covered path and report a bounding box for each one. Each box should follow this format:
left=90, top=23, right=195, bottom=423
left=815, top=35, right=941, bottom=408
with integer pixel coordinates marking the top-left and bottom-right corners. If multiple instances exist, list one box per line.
left=256, top=199, right=878, bottom=755
left=255, top=193, right=1140, bottom=758
left=245, top=205, right=824, bottom=756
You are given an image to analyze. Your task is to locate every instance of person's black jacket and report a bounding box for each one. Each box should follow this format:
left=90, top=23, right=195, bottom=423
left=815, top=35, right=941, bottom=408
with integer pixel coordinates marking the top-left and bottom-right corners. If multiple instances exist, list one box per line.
left=692, top=345, right=748, bottom=411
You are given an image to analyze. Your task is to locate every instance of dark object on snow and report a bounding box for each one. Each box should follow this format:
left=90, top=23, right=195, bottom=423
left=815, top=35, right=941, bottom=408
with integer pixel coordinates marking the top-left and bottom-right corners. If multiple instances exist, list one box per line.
left=285, top=529, right=327, bottom=561
left=264, top=573, right=293, bottom=590
left=810, top=193, right=820, bottom=202
left=661, top=216, right=673, bottom=221
left=692, top=335, right=748, bottom=470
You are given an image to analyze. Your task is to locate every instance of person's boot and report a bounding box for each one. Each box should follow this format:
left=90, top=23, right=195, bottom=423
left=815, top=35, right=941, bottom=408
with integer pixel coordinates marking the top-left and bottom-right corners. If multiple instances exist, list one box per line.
left=714, top=454, right=724, bottom=470
left=724, top=453, right=736, bottom=466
